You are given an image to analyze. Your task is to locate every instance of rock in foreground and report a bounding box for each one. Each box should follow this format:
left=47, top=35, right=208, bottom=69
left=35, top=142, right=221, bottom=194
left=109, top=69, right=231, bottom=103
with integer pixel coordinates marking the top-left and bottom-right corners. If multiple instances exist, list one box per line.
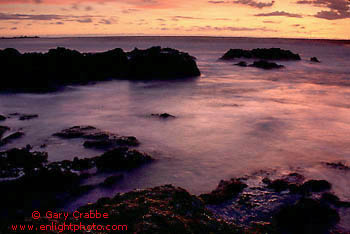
left=221, top=48, right=301, bottom=60
left=70, top=185, right=239, bottom=234
left=0, top=46, right=201, bottom=93
left=200, top=178, right=247, bottom=204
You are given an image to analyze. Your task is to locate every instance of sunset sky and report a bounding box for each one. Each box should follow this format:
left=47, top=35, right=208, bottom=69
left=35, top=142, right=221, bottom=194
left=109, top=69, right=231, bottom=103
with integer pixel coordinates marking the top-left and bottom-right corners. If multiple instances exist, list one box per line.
left=0, top=0, right=349, bottom=39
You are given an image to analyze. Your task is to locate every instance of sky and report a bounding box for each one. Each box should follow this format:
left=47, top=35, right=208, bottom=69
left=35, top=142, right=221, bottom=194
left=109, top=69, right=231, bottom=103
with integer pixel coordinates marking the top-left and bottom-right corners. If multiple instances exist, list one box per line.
left=0, top=0, right=349, bottom=39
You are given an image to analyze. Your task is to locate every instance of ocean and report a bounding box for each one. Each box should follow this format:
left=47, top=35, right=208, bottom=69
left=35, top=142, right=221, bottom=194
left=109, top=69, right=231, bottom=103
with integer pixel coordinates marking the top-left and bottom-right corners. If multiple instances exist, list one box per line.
left=1, top=37, right=350, bottom=226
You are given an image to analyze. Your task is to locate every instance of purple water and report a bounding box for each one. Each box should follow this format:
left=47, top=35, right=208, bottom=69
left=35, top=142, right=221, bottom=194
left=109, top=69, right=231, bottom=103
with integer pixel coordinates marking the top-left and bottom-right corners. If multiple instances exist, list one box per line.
left=1, top=36, right=350, bottom=228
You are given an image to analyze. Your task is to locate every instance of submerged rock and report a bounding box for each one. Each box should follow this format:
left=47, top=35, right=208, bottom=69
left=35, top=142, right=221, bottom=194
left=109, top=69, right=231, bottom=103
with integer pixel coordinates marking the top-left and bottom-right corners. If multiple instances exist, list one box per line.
left=0, top=131, right=24, bottom=146
left=249, top=60, right=284, bottom=70
left=310, top=57, right=320, bottom=63
left=95, top=147, right=153, bottom=171
left=324, top=161, right=350, bottom=171
left=0, top=46, right=200, bottom=93
left=18, top=114, right=39, bottom=121
left=273, top=198, right=340, bottom=234
left=54, top=126, right=140, bottom=150
left=100, top=174, right=124, bottom=187
left=151, top=113, right=176, bottom=119
left=0, top=126, right=10, bottom=138
left=0, top=115, right=6, bottom=121
left=200, top=178, right=247, bottom=204
left=234, top=61, right=248, bottom=67
left=221, top=48, right=301, bottom=60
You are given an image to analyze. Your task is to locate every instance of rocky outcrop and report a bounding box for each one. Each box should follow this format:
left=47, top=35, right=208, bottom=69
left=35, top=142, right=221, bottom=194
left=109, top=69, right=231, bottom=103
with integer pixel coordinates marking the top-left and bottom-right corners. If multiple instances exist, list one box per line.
left=0, top=131, right=24, bottom=147
left=54, top=126, right=140, bottom=150
left=249, top=60, right=284, bottom=70
left=234, top=61, right=248, bottom=67
left=273, top=198, right=339, bottom=234
left=310, top=57, right=320, bottom=63
left=68, top=185, right=239, bottom=233
left=151, top=113, right=176, bottom=119
left=0, top=46, right=201, bottom=92
left=200, top=178, right=247, bottom=204
left=0, top=126, right=10, bottom=139
left=221, top=48, right=301, bottom=60
left=18, top=114, right=38, bottom=120
left=100, top=174, right=124, bottom=187
left=95, top=147, right=153, bottom=171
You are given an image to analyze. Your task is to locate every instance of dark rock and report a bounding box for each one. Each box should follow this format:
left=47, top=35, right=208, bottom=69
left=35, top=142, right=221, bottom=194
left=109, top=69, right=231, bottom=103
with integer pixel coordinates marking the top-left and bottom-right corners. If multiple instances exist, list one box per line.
left=221, top=48, right=301, bottom=60
left=126, top=46, right=201, bottom=79
left=0, top=131, right=24, bottom=146
left=83, top=136, right=139, bottom=149
left=265, top=173, right=305, bottom=192
left=55, top=126, right=139, bottom=149
left=83, top=139, right=117, bottom=149
left=53, top=125, right=97, bottom=138
left=310, top=57, right=320, bottom=63
left=19, top=114, right=38, bottom=121
left=95, top=147, right=153, bottom=171
left=266, top=179, right=291, bottom=192
left=199, top=178, right=247, bottom=204
left=115, top=136, right=140, bottom=146
left=0, top=115, right=6, bottom=121
left=321, top=193, right=350, bottom=208
left=324, top=161, right=350, bottom=170
left=249, top=60, right=284, bottom=70
left=71, top=157, right=96, bottom=171
left=75, top=185, right=239, bottom=233
left=100, top=174, right=124, bottom=187
left=234, top=61, right=248, bottom=67
left=0, top=125, right=10, bottom=138
left=151, top=113, right=176, bottom=119
left=273, top=198, right=340, bottom=234
left=299, top=180, right=331, bottom=193
left=0, top=46, right=200, bottom=93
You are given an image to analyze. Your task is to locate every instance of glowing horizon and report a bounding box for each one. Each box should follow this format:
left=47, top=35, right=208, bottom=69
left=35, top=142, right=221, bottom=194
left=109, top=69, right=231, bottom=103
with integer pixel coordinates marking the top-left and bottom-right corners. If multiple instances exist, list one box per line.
left=0, top=0, right=349, bottom=39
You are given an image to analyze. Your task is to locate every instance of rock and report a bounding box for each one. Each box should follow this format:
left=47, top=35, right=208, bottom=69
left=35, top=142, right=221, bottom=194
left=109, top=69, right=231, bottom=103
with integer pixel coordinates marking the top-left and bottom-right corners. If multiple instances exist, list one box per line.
left=0, top=125, right=10, bottom=138
left=265, top=173, right=305, bottom=192
left=95, top=147, right=153, bottom=171
left=321, top=193, right=350, bottom=208
left=234, top=61, right=247, bottom=67
left=310, top=57, right=320, bottom=63
left=221, top=48, right=301, bottom=60
left=55, top=126, right=139, bottom=149
left=273, top=198, right=340, bottom=233
left=53, top=125, right=98, bottom=139
left=126, top=46, right=201, bottom=79
left=75, top=185, right=238, bottom=233
left=199, top=178, right=247, bottom=204
left=324, top=161, right=350, bottom=170
left=0, top=47, right=200, bottom=93
left=298, top=180, right=331, bottom=193
left=83, top=139, right=118, bottom=149
left=0, top=147, right=47, bottom=170
left=151, top=113, right=176, bottom=119
left=249, top=60, right=284, bottom=69
left=100, top=174, right=124, bottom=187
left=0, top=115, right=6, bottom=121
left=19, top=114, right=38, bottom=121
left=0, top=131, right=24, bottom=146
left=83, top=136, right=139, bottom=149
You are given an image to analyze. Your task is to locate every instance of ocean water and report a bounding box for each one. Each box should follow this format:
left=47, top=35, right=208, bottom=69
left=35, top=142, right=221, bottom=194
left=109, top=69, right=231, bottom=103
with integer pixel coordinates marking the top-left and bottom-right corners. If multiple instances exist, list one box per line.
left=1, top=37, right=350, bottom=222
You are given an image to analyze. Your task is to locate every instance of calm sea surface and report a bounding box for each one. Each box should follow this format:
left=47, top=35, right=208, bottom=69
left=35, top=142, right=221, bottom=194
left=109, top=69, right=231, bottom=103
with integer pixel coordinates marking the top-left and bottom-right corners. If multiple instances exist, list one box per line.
left=1, top=37, right=350, bottom=218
